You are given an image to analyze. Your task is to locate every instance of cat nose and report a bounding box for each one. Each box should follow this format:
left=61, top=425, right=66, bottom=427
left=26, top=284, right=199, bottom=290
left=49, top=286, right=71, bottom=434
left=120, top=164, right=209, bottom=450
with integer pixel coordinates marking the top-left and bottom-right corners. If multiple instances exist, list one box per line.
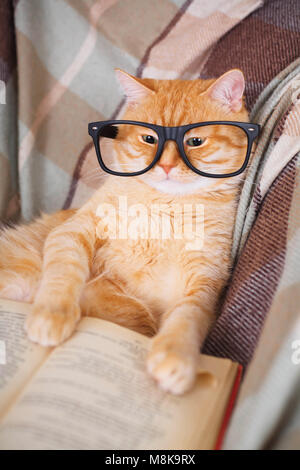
left=158, top=141, right=179, bottom=174
left=158, top=163, right=176, bottom=175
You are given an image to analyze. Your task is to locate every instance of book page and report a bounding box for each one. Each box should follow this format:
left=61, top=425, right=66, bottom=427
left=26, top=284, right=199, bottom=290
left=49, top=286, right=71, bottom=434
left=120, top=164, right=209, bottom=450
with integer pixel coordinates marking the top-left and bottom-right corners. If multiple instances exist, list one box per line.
left=0, top=299, right=51, bottom=420
left=0, top=315, right=235, bottom=450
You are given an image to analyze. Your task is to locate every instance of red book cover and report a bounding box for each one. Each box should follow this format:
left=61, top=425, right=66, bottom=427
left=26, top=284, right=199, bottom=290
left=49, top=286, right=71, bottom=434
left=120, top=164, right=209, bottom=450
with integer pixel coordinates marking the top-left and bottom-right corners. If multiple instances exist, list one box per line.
left=214, top=364, right=243, bottom=450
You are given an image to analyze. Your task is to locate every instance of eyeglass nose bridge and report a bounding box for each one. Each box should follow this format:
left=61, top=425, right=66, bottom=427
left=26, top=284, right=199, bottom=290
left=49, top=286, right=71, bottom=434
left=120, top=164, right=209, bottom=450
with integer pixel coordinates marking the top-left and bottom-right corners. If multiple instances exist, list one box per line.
left=158, top=126, right=184, bottom=165
left=163, top=126, right=180, bottom=142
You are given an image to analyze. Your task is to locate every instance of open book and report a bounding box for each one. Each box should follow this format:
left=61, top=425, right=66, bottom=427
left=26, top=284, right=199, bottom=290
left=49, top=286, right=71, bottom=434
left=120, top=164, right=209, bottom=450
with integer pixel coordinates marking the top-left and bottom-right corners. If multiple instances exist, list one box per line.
left=0, top=298, right=242, bottom=450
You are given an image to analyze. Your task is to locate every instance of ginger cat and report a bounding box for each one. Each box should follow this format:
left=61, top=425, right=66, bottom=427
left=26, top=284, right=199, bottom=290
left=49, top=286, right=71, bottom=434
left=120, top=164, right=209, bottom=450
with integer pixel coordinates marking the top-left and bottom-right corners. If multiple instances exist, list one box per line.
left=0, top=69, right=249, bottom=394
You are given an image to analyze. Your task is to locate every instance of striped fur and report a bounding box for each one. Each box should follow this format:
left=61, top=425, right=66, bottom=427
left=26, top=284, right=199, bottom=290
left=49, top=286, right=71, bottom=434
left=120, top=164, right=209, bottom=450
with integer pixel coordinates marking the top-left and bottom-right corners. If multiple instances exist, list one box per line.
left=0, top=70, right=248, bottom=394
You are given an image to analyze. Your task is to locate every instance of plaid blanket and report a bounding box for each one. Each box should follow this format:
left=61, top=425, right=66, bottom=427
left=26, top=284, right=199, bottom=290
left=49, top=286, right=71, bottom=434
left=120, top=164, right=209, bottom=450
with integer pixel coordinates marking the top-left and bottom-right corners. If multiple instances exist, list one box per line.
left=1, top=0, right=300, bottom=449
left=212, top=59, right=300, bottom=450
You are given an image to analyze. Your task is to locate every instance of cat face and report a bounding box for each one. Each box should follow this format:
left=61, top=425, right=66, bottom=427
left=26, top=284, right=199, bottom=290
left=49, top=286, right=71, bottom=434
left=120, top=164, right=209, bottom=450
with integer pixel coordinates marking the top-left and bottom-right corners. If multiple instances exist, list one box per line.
left=114, top=69, right=249, bottom=195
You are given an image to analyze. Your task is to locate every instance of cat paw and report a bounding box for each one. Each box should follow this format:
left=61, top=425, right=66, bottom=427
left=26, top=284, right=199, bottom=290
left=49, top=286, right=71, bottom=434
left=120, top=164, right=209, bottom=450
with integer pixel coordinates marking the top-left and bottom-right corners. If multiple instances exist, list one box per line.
left=147, top=341, right=197, bottom=395
left=25, top=302, right=81, bottom=347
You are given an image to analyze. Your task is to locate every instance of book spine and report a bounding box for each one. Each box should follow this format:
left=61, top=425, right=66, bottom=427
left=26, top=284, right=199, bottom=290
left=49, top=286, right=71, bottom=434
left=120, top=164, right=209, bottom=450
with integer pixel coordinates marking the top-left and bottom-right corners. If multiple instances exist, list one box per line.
left=214, top=364, right=243, bottom=450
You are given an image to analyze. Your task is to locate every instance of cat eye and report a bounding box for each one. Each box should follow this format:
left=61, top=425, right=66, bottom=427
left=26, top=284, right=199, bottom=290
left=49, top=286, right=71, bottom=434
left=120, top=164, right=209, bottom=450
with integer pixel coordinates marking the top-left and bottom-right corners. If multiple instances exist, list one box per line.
left=186, top=137, right=205, bottom=147
left=88, top=120, right=260, bottom=178
left=142, top=135, right=158, bottom=144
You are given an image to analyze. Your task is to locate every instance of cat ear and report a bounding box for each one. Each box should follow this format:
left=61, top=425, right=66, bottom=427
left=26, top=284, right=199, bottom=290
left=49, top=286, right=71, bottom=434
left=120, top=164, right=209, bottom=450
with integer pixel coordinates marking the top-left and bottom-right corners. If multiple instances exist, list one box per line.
left=205, top=69, right=245, bottom=112
left=115, top=69, right=155, bottom=105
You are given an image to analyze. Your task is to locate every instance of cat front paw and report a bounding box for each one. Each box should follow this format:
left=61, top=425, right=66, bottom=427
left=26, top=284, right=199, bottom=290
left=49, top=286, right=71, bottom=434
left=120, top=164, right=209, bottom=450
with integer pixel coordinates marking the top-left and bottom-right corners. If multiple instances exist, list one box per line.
left=25, top=301, right=81, bottom=347
left=147, top=339, right=197, bottom=395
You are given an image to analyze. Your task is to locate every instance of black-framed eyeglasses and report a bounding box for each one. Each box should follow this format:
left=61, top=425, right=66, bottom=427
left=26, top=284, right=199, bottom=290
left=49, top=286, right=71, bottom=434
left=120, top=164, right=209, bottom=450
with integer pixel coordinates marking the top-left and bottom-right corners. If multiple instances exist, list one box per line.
left=88, top=120, right=260, bottom=178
